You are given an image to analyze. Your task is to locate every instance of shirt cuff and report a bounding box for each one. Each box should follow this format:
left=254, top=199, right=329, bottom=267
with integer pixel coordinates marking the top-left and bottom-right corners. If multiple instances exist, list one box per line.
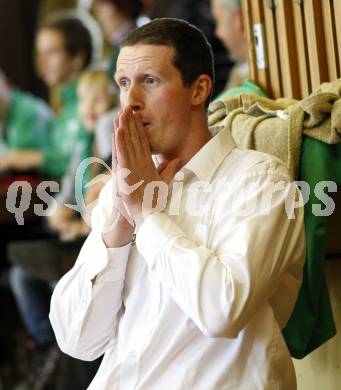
left=81, top=229, right=131, bottom=282
left=136, top=212, right=183, bottom=268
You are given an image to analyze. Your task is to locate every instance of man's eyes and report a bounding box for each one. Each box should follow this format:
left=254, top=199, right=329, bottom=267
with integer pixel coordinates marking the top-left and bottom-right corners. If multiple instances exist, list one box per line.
left=117, top=77, right=158, bottom=89
left=145, top=77, right=157, bottom=85
left=119, top=78, right=129, bottom=88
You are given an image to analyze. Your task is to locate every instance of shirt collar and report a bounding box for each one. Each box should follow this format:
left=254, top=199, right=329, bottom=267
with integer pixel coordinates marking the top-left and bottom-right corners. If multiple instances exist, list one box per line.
left=183, top=125, right=236, bottom=182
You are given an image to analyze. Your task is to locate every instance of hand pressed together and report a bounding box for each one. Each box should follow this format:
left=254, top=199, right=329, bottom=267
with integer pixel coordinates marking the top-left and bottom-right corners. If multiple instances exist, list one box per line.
left=114, top=107, right=182, bottom=230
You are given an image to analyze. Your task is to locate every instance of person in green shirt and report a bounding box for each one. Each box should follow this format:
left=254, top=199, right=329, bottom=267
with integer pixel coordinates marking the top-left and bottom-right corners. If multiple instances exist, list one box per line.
left=7, top=69, right=117, bottom=390
left=3, top=14, right=99, bottom=390
left=0, top=69, right=53, bottom=166
left=0, top=16, right=93, bottom=179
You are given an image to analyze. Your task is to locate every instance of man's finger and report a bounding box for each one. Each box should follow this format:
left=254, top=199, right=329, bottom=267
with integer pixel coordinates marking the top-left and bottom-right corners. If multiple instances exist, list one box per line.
left=133, top=111, right=151, bottom=154
left=127, top=108, right=141, bottom=155
left=112, top=113, right=121, bottom=171
left=114, top=108, right=124, bottom=128
left=121, top=109, right=131, bottom=147
left=115, top=126, right=130, bottom=168
left=113, top=116, right=119, bottom=132
left=111, top=133, right=118, bottom=171
left=117, top=109, right=135, bottom=168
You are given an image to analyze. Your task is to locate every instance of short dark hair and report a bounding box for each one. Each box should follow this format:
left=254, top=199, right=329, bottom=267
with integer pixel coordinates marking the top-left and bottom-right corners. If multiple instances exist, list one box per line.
left=121, top=18, right=215, bottom=105
left=39, top=17, right=93, bottom=69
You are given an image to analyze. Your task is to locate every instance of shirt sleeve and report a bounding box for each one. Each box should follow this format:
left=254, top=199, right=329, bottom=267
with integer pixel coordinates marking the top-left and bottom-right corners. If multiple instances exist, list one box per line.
left=136, top=172, right=305, bottom=338
left=49, top=180, right=131, bottom=360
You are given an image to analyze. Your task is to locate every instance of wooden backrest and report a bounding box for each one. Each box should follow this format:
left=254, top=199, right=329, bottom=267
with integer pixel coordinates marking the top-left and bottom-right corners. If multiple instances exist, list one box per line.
left=242, top=0, right=341, bottom=99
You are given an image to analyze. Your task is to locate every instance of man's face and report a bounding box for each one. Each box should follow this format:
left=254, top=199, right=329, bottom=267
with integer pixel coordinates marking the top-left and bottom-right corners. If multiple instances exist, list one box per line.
left=35, top=29, right=79, bottom=87
left=115, top=44, right=194, bottom=159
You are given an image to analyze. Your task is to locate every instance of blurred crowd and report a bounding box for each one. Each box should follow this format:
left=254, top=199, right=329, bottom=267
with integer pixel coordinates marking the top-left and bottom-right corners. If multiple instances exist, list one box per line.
left=0, top=1, right=249, bottom=389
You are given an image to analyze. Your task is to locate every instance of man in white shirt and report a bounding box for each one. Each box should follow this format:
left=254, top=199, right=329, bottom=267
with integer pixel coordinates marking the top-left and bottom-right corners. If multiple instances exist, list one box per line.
left=49, top=18, right=305, bottom=389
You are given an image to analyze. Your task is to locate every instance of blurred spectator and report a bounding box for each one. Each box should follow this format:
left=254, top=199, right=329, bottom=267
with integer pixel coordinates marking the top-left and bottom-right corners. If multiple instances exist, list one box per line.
left=48, top=68, right=116, bottom=240
left=1, top=13, right=95, bottom=389
left=211, top=0, right=248, bottom=90
left=0, top=14, right=95, bottom=269
left=210, top=0, right=267, bottom=100
left=8, top=69, right=115, bottom=390
left=0, top=0, right=45, bottom=97
left=92, top=0, right=145, bottom=79
left=78, top=69, right=116, bottom=133
left=150, top=0, right=234, bottom=98
left=0, top=67, right=52, bottom=278
left=0, top=69, right=52, bottom=165
left=38, top=0, right=77, bottom=23
left=0, top=15, right=93, bottom=179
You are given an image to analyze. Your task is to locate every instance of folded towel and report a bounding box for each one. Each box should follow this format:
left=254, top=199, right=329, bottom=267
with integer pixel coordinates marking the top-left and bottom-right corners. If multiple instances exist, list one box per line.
left=208, top=78, right=341, bottom=178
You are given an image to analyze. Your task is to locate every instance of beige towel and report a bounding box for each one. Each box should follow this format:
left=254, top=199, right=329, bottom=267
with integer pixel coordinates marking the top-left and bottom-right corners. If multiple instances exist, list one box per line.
left=300, top=79, right=341, bottom=144
left=208, top=78, right=341, bottom=179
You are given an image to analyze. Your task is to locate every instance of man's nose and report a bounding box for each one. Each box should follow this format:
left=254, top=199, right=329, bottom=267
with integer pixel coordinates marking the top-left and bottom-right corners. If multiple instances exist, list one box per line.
left=123, top=83, right=144, bottom=112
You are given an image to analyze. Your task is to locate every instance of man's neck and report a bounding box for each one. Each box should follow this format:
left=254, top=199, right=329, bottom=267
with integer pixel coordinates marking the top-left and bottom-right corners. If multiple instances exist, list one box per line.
left=158, top=124, right=213, bottom=167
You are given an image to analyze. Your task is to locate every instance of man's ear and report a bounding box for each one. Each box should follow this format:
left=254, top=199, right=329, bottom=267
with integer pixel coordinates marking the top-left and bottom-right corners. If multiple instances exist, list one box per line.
left=191, top=75, right=212, bottom=106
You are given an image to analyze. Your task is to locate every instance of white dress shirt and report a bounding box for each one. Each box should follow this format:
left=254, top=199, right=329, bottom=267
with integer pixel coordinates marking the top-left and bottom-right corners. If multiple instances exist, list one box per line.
left=50, top=126, right=305, bottom=390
